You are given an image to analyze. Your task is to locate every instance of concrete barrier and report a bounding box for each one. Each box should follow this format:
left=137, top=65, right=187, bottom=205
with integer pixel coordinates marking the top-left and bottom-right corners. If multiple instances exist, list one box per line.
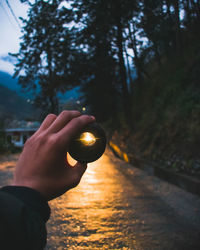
left=109, top=140, right=200, bottom=197
left=154, top=166, right=200, bottom=196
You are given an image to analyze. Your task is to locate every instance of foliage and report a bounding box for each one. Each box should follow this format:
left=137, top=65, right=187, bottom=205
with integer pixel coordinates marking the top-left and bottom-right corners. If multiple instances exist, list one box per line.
left=131, top=37, right=200, bottom=162
left=14, top=0, right=200, bottom=128
left=12, top=0, right=85, bottom=115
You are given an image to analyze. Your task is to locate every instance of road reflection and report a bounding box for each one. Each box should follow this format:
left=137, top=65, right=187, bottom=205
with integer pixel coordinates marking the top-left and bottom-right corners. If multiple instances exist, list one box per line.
left=46, top=150, right=138, bottom=249
left=0, top=151, right=199, bottom=249
left=46, top=147, right=200, bottom=250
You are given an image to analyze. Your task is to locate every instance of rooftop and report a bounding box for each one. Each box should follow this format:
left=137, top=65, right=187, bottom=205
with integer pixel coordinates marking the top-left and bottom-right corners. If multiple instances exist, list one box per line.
left=4, top=120, right=40, bottom=132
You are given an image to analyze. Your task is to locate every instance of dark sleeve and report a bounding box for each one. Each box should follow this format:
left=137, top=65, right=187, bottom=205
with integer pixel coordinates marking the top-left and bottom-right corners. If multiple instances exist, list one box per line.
left=0, top=186, right=51, bottom=250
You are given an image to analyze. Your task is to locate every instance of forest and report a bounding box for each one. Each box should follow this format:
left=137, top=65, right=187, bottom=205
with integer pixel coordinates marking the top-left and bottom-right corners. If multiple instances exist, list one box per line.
left=11, top=0, right=200, bottom=175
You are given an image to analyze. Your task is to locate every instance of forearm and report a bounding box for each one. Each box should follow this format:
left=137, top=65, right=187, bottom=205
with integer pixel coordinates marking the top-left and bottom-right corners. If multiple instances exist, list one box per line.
left=0, top=186, right=50, bottom=250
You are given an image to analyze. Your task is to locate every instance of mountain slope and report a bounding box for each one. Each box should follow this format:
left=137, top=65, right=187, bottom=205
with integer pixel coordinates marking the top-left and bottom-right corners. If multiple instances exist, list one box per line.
left=0, top=71, right=20, bottom=92
left=0, top=84, right=37, bottom=120
left=110, top=38, right=200, bottom=176
left=0, top=70, right=81, bottom=101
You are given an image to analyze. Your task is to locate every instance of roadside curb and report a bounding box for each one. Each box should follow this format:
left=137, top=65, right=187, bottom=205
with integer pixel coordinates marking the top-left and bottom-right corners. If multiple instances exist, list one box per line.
left=109, top=141, right=200, bottom=197
left=154, top=166, right=200, bottom=196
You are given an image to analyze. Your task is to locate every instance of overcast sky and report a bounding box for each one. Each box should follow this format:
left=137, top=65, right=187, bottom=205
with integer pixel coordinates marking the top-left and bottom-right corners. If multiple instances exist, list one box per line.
left=0, top=0, right=28, bottom=74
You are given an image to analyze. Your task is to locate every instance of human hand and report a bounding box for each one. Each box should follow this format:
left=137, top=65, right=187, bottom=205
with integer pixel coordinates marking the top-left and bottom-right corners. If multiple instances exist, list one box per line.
left=12, top=111, right=95, bottom=200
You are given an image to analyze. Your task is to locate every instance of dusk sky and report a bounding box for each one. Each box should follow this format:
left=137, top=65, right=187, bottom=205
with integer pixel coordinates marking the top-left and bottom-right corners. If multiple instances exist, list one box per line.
left=0, top=0, right=28, bottom=74
left=0, top=0, right=72, bottom=75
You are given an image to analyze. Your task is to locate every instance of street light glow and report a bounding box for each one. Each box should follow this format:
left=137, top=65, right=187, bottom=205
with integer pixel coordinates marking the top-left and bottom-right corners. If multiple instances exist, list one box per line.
left=80, top=132, right=96, bottom=146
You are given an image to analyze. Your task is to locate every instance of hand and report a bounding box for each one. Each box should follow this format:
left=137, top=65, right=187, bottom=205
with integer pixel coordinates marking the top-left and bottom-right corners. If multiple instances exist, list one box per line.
left=12, top=111, right=95, bottom=200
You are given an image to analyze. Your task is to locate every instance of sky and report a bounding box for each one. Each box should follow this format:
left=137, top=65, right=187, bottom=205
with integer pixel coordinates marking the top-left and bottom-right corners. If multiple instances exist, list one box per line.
left=0, top=0, right=28, bottom=74
left=0, top=0, right=72, bottom=75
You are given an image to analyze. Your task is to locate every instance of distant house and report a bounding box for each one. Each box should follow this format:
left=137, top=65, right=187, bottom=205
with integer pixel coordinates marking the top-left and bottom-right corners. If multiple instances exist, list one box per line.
left=5, top=121, right=40, bottom=148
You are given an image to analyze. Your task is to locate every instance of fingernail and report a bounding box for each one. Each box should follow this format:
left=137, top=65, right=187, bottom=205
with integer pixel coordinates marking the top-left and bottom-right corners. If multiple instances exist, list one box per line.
left=91, top=116, right=96, bottom=120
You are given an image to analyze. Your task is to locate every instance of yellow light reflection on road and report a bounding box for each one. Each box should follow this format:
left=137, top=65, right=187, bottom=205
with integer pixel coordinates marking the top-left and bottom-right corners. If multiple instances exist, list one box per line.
left=48, top=151, right=138, bottom=249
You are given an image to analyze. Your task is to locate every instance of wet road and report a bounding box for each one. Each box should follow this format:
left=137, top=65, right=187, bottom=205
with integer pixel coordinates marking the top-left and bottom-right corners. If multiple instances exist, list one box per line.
left=0, top=150, right=200, bottom=249
left=46, top=150, right=200, bottom=250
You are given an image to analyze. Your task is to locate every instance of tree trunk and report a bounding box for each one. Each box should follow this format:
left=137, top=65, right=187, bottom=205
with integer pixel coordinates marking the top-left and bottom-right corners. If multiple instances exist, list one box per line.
left=47, top=45, right=58, bottom=114
left=153, top=42, right=162, bottom=67
left=166, top=0, right=171, bottom=17
left=173, top=0, right=182, bottom=54
left=124, top=45, right=134, bottom=95
left=116, top=17, right=132, bottom=126
left=49, top=93, right=58, bottom=114
left=185, top=0, right=192, bottom=26
left=190, top=0, right=200, bottom=21
left=165, top=0, right=174, bottom=54
left=128, top=23, right=143, bottom=83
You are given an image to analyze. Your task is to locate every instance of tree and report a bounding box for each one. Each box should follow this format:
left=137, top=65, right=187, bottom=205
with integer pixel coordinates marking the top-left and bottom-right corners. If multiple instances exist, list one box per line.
left=71, top=0, right=120, bottom=122
left=71, top=0, right=139, bottom=125
left=12, top=0, right=79, bottom=115
left=14, top=0, right=198, bottom=130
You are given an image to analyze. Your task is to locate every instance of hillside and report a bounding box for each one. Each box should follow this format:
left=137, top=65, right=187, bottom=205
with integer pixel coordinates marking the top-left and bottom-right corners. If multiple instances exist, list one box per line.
left=0, top=70, right=35, bottom=100
left=0, top=71, right=24, bottom=95
left=0, top=71, right=19, bottom=91
left=0, top=71, right=81, bottom=101
left=110, top=39, right=200, bottom=176
left=0, top=84, right=37, bottom=120
left=0, top=70, right=82, bottom=121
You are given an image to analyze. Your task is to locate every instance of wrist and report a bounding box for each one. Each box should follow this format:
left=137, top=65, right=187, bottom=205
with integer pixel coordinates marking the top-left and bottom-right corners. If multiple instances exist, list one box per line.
left=1, top=185, right=51, bottom=222
left=12, top=179, right=48, bottom=200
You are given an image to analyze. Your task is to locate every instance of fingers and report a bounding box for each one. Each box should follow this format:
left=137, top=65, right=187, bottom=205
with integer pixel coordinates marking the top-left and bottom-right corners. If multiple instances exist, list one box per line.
left=47, top=110, right=81, bottom=133
left=56, top=115, right=95, bottom=146
left=36, top=114, right=57, bottom=133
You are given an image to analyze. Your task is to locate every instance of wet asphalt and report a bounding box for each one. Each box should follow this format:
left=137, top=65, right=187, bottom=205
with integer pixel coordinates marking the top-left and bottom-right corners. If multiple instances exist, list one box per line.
left=0, top=150, right=200, bottom=250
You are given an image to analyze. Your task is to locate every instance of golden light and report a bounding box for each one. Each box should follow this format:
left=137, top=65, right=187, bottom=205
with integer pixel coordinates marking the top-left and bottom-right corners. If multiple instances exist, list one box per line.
left=67, top=153, right=77, bottom=167
left=80, top=132, right=96, bottom=146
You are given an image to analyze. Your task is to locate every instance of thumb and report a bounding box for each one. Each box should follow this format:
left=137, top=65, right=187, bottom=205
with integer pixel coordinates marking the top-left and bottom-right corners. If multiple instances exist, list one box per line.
left=63, top=162, right=87, bottom=190
left=73, top=162, right=88, bottom=179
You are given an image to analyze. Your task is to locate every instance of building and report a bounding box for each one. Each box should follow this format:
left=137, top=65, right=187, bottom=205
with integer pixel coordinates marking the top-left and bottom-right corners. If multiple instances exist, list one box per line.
left=5, top=121, right=40, bottom=148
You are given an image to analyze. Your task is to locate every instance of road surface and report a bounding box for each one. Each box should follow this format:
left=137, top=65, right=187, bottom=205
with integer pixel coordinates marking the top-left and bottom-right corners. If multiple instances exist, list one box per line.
left=0, top=150, right=200, bottom=249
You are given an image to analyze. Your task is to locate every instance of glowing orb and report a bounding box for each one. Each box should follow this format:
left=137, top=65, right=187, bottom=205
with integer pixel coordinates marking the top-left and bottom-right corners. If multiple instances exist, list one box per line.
left=69, top=122, right=106, bottom=163
left=80, top=132, right=96, bottom=146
